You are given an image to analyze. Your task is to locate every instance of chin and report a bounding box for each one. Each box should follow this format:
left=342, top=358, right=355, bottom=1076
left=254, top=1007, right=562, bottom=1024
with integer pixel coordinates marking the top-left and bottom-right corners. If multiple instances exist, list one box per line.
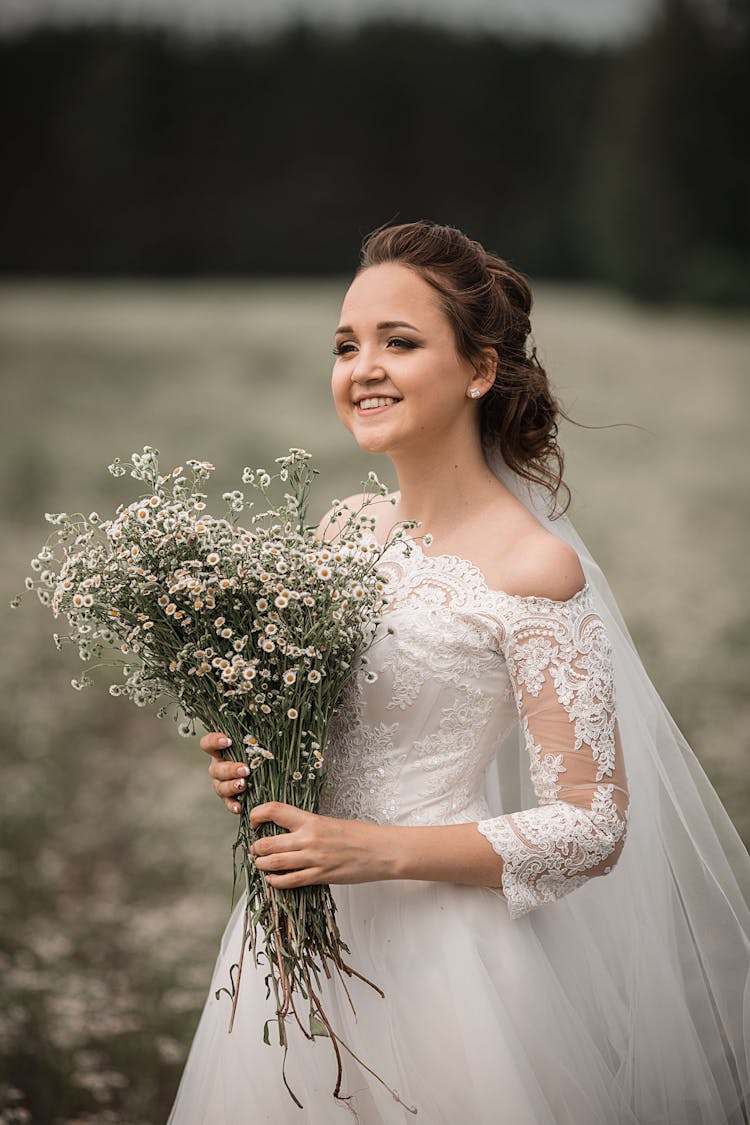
left=353, top=433, right=394, bottom=455
left=341, top=415, right=394, bottom=455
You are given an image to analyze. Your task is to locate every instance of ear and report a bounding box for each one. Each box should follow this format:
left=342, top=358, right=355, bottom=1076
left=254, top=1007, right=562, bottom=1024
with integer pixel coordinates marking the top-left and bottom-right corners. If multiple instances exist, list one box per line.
left=471, top=346, right=498, bottom=392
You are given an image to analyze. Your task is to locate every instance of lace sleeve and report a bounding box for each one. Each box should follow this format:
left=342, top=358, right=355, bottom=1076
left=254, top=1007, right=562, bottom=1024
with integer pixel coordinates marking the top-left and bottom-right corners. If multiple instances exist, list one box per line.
left=476, top=586, right=630, bottom=920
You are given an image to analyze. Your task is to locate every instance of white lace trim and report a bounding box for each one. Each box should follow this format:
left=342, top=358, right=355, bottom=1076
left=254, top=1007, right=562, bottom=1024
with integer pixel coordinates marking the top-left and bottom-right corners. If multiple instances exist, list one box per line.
left=477, top=793, right=629, bottom=920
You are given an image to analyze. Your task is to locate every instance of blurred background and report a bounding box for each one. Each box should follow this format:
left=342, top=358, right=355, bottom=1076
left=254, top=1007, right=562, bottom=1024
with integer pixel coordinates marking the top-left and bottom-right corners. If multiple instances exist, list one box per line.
left=0, top=1, right=748, bottom=1121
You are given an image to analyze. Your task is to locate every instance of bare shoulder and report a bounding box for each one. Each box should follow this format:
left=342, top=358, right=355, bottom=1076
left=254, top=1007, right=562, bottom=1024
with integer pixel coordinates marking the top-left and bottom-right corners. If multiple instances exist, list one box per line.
left=314, top=492, right=385, bottom=543
left=504, top=528, right=587, bottom=602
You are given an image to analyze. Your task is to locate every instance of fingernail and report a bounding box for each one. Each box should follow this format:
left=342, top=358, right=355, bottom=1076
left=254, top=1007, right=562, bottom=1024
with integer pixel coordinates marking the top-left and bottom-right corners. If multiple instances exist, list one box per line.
left=235, top=780, right=245, bottom=791
left=218, top=736, right=232, bottom=748
left=238, top=766, right=250, bottom=777
left=233, top=804, right=241, bottom=814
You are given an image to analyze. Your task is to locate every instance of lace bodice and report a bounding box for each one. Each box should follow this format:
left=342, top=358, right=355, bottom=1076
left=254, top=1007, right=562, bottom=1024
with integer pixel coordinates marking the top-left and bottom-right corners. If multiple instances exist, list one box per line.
left=320, top=539, right=630, bottom=920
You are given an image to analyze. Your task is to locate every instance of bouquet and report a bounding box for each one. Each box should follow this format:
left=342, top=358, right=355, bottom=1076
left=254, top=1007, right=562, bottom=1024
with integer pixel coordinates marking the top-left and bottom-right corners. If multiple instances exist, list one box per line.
left=12, top=445, right=421, bottom=1115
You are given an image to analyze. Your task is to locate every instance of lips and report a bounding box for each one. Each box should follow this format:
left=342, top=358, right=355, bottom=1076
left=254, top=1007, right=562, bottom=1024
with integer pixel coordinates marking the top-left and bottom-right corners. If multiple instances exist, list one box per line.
left=355, top=398, right=402, bottom=411
left=355, top=398, right=401, bottom=416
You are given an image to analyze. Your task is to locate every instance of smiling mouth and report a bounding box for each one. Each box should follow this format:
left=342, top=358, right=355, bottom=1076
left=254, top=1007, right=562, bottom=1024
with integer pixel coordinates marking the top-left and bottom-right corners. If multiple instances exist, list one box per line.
left=355, top=396, right=402, bottom=414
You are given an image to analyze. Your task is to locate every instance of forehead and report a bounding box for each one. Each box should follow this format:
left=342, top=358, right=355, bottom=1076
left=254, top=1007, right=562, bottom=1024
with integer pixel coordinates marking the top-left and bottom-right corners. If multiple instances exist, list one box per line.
left=339, top=262, right=446, bottom=326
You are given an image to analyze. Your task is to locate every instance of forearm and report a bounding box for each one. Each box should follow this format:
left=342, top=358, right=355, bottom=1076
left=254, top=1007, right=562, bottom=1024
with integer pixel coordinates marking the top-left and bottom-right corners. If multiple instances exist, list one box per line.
left=381, top=821, right=504, bottom=889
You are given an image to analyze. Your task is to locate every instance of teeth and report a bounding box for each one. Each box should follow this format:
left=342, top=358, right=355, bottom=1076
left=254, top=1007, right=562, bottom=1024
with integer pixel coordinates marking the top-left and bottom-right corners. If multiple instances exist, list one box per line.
left=357, top=397, right=400, bottom=410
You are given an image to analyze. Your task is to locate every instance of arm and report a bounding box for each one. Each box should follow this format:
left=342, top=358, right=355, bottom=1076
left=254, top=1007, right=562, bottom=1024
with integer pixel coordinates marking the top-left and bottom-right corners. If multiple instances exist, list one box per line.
left=474, top=587, right=630, bottom=918
left=382, top=821, right=506, bottom=888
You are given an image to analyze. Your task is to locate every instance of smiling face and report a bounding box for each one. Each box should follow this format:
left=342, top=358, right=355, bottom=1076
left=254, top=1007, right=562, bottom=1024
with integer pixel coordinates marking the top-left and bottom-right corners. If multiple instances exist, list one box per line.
left=331, top=262, right=486, bottom=457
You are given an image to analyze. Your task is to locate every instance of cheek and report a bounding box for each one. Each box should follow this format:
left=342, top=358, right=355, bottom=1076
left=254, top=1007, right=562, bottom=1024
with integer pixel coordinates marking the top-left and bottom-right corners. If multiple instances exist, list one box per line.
left=331, top=369, right=353, bottom=428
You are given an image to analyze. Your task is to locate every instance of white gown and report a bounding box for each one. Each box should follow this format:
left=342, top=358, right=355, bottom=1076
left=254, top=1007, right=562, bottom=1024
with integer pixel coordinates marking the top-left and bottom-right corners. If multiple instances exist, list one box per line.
left=167, top=538, right=744, bottom=1124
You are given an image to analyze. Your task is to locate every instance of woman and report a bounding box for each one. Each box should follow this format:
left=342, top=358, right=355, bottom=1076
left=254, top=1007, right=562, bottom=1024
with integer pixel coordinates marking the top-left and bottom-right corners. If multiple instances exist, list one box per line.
left=167, top=221, right=750, bottom=1124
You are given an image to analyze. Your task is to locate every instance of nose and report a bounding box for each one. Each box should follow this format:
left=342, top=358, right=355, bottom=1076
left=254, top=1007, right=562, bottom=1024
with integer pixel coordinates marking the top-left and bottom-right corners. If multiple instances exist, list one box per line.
left=349, top=342, right=386, bottom=384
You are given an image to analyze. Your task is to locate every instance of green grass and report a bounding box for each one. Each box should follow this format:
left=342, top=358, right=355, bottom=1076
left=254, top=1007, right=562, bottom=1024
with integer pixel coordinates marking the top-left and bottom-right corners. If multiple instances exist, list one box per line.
left=0, top=280, right=748, bottom=1123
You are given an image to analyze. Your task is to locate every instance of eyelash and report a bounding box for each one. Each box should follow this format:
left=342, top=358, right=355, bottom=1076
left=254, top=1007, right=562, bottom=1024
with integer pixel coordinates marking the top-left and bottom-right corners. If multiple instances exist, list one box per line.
left=332, top=337, right=417, bottom=356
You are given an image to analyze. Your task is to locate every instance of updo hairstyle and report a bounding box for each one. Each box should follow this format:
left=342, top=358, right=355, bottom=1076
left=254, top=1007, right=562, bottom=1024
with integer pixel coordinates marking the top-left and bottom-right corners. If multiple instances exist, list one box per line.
left=358, top=219, right=575, bottom=518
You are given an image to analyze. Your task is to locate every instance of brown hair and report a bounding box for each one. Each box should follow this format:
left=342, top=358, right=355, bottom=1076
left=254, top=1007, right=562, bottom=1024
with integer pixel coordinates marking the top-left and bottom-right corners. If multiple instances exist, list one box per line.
left=358, top=219, right=578, bottom=518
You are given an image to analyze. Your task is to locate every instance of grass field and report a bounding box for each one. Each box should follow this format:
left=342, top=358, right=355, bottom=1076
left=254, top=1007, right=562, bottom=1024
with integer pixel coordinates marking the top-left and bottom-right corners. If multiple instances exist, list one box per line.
left=1, top=280, right=748, bottom=1123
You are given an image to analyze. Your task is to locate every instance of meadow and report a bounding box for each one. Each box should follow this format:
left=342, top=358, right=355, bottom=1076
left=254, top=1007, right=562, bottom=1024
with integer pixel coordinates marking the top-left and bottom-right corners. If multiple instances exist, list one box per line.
left=0, top=280, right=748, bottom=1123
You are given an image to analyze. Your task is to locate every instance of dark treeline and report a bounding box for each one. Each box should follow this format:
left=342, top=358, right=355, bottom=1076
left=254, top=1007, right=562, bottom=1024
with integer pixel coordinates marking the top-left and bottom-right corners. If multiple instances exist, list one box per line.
left=1, top=0, right=748, bottom=303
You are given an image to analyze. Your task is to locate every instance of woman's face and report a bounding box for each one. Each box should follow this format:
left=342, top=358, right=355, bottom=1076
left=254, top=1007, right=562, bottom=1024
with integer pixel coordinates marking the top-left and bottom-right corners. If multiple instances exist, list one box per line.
left=331, top=262, right=481, bottom=457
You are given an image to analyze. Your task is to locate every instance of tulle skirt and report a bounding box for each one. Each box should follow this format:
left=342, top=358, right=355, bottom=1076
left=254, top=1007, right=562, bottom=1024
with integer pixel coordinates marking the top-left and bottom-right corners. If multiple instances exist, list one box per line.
left=166, top=874, right=746, bottom=1124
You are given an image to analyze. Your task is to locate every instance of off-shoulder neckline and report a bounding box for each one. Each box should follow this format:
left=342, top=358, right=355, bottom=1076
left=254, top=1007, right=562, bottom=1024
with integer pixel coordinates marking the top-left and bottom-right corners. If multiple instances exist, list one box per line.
left=384, top=535, right=591, bottom=607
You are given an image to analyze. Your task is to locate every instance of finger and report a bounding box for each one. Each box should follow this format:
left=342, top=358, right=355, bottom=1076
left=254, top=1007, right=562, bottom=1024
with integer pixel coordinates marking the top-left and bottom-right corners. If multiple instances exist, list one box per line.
left=251, top=832, right=303, bottom=857
left=224, top=796, right=242, bottom=815
left=213, top=776, right=249, bottom=800
left=249, top=801, right=303, bottom=831
left=209, top=759, right=249, bottom=782
left=264, top=868, right=322, bottom=889
left=199, top=732, right=233, bottom=758
left=253, top=849, right=307, bottom=872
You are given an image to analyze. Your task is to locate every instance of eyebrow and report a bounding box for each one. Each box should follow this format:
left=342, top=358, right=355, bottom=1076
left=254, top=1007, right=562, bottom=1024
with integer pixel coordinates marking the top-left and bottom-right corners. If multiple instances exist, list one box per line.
left=334, top=320, right=421, bottom=336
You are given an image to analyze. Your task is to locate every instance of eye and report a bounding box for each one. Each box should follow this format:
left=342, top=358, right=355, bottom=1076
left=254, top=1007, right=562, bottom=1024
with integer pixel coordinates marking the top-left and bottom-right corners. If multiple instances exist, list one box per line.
left=332, top=336, right=417, bottom=356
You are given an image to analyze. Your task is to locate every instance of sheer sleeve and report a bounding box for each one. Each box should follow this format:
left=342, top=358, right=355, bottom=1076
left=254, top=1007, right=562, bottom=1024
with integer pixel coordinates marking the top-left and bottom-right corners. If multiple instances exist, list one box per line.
left=476, top=586, right=630, bottom=920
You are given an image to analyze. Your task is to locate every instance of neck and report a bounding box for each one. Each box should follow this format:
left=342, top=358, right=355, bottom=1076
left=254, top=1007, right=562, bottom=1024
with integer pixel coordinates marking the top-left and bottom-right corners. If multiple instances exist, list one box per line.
left=387, top=432, right=504, bottom=544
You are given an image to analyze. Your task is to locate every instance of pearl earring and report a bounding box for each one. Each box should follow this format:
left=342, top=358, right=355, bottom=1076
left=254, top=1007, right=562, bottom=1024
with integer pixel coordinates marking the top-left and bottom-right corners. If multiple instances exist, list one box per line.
left=469, top=388, right=481, bottom=399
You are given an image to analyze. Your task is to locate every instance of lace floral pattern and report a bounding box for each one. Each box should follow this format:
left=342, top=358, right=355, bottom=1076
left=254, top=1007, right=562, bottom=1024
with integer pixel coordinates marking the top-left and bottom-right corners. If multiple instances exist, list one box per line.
left=477, top=790, right=629, bottom=920
left=522, top=716, right=566, bottom=804
left=411, top=687, right=496, bottom=819
left=320, top=539, right=629, bottom=917
left=502, top=593, right=619, bottom=782
left=319, top=674, right=404, bottom=824
left=321, top=542, right=513, bottom=826
left=477, top=586, right=630, bottom=919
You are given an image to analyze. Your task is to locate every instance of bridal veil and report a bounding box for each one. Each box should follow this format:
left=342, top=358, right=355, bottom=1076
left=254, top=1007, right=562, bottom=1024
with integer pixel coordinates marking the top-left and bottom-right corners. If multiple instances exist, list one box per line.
left=482, top=446, right=750, bottom=1124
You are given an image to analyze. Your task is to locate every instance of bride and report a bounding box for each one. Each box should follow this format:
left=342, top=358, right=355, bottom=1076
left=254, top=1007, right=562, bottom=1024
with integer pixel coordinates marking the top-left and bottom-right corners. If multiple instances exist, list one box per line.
left=167, top=220, right=750, bottom=1123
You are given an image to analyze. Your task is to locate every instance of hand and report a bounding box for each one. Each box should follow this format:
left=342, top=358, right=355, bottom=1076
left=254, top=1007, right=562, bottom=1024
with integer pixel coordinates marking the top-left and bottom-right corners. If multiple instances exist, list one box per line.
left=200, top=731, right=248, bottom=815
left=249, top=801, right=393, bottom=889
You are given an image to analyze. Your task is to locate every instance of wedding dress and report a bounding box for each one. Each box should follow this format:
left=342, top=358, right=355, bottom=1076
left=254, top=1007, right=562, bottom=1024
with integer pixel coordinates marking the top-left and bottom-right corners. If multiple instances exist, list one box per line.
left=167, top=455, right=750, bottom=1125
